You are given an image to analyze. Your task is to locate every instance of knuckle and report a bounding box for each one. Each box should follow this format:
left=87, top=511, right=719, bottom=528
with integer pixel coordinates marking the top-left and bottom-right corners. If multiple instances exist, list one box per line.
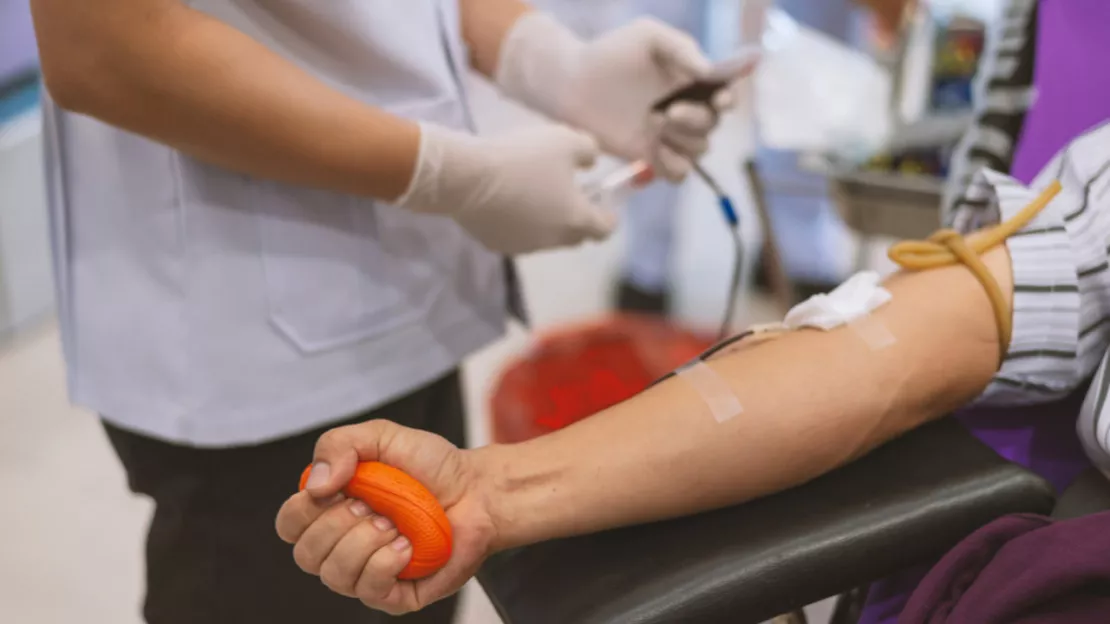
left=364, top=550, right=397, bottom=577
left=359, top=595, right=404, bottom=616
left=319, top=560, right=356, bottom=597
left=364, top=419, right=390, bottom=435
left=292, top=541, right=321, bottom=574
left=296, top=498, right=325, bottom=528
left=357, top=594, right=382, bottom=611
left=316, top=425, right=350, bottom=450
left=275, top=501, right=299, bottom=543
left=370, top=548, right=411, bottom=583
left=365, top=518, right=401, bottom=545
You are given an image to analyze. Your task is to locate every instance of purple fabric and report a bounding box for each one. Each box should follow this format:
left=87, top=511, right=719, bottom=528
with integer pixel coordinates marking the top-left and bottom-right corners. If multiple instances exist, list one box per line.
left=1010, top=0, right=1110, bottom=184
left=857, top=392, right=1093, bottom=624
left=900, top=512, right=1110, bottom=623
left=957, top=396, right=1091, bottom=495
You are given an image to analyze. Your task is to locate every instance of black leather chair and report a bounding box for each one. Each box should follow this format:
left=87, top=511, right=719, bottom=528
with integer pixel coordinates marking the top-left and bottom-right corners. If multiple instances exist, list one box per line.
left=1053, top=467, right=1110, bottom=520
left=477, top=419, right=1057, bottom=624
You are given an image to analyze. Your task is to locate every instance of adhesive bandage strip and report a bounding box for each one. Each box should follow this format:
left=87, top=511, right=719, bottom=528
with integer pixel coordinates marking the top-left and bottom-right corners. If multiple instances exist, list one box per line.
left=847, top=315, right=897, bottom=351
left=676, top=360, right=744, bottom=423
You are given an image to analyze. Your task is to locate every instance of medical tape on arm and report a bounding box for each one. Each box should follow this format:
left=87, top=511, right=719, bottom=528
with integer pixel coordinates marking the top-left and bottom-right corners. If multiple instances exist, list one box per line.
left=846, top=315, right=897, bottom=351
left=675, top=360, right=744, bottom=423
left=673, top=271, right=893, bottom=423
left=783, top=271, right=896, bottom=351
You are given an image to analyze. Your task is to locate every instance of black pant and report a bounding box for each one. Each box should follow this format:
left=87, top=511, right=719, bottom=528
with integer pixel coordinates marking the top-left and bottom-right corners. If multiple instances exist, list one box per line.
left=103, top=372, right=466, bottom=624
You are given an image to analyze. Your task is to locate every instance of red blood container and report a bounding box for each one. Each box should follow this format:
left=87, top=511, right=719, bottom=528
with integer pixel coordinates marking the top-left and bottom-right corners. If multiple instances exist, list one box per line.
left=489, top=314, right=714, bottom=444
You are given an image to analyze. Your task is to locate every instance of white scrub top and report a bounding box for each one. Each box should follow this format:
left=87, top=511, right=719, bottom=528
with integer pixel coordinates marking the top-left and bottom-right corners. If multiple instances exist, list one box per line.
left=42, top=0, right=507, bottom=447
left=529, top=0, right=631, bottom=37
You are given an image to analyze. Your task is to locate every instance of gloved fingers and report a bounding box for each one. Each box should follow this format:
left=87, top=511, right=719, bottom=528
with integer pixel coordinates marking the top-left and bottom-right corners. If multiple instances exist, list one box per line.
left=650, top=88, right=734, bottom=139
left=648, top=108, right=711, bottom=162
left=569, top=199, right=619, bottom=244
left=544, top=125, right=601, bottom=169
left=712, top=88, right=737, bottom=113
left=659, top=133, right=710, bottom=161
left=659, top=103, right=718, bottom=137
left=638, top=19, right=712, bottom=82
left=571, top=132, right=601, bottom=169
left=651, top=144, right=693, bottom=183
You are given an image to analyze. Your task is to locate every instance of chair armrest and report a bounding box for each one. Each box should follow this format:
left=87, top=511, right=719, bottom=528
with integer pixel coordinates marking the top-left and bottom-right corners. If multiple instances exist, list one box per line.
left=477, top=419, right=1055, bottom=624
left=1053, top=468, right=1110, bottom=520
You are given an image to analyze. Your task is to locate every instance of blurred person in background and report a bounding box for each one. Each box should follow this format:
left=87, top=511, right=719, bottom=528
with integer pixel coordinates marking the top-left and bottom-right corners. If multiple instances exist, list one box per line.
left=613, top=0, right=714, bottom=315
left=29, top=0, right=731, bottom=622
left=529, top=0, right=711, bottom=316
left=616, top=0, right=713, bottom=315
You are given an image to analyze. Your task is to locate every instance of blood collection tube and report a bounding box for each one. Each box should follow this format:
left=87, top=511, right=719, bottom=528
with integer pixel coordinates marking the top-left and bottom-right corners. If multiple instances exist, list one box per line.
left=583, top=160, right=657, bottom=208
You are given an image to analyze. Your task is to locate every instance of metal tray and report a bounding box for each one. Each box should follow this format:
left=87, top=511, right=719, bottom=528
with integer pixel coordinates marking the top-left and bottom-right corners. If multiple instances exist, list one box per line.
left=831, top=170, right=944, bottom=240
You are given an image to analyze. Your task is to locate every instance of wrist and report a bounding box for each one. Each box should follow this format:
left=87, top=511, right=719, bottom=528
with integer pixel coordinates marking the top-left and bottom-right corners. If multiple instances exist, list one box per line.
left=469, top=439, right=572, bottom=553
left=393, top=122, right=490, bottom=216
left=494, top=12, right=585, bottom=123
left=381, top=119, right=424, bottom=203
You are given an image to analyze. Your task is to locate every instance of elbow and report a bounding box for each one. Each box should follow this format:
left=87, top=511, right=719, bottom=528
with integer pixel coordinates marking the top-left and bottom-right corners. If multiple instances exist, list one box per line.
left=38, top=44, right=116, bottom=115
left=31, top=0, right=152, bottom=115
left=40, top=62, right=91, bottom=113
left=33, top=1, right=198, bottom=117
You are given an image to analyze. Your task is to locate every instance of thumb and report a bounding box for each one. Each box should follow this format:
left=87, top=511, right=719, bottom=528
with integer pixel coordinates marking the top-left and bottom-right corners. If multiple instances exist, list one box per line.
left=303, top=420, right=392, bottom=498
left=646, top=22, right=712, bottom=80
left=555, top=126, right=600, bottom=169
left=574, top=200, right=618, bottom=241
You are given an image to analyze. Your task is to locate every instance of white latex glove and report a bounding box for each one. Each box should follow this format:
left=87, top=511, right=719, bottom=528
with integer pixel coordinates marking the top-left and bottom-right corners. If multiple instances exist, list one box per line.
left=396, top=122, right=615, bottom=255
left=496, top=13, right=733, bottom=182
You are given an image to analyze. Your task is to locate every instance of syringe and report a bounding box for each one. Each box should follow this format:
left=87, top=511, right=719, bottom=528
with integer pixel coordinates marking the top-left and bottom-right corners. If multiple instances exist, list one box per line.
left=584, top=158, right=737, bottom=226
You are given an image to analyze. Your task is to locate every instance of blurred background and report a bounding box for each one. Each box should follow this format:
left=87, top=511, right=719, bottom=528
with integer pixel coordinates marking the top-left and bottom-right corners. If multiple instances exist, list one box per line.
left=0, top=0, right=1005, bottom=622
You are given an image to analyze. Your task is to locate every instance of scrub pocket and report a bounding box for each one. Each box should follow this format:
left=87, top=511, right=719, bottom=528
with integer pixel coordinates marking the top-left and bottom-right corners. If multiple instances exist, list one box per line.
left=254, top=96, right=467, bottom=354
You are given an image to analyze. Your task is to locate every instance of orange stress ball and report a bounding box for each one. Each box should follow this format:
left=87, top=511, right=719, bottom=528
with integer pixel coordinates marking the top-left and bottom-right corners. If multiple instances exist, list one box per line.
left=299, top=462, right=453, bottom=580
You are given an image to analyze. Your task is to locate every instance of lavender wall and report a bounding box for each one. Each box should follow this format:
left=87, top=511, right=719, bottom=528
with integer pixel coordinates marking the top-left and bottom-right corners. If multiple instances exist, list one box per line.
left=1, top=0, right=38, bottom=86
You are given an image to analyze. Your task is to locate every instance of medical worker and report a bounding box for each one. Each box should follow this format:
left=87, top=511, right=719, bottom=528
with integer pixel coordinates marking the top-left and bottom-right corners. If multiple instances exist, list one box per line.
left=618, top=0, right=712, bottom=314
left=30, top=0, right=728, bottom=621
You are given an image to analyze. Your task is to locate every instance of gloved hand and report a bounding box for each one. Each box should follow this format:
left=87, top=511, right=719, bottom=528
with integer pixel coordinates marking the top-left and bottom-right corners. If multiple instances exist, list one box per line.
left=496, top=13, right=734, bottom=182
left=276, top=420, right=495, bottom=615
left=396, top=122, right=615, bottom=255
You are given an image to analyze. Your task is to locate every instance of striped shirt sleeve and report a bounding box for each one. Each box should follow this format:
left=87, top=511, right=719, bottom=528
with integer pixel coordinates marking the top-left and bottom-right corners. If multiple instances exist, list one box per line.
left=952, top=122, right=1110, bottom=407
left=942, top=0, right=1038, bottom=225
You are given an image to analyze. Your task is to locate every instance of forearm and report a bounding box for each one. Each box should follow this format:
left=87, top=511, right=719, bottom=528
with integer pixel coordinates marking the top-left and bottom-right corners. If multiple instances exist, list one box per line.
left=482, top=247, right=1011, bottom=550
left=459, top=0, right=534, bottom=78
left=32, top=0, right=418, bottom=200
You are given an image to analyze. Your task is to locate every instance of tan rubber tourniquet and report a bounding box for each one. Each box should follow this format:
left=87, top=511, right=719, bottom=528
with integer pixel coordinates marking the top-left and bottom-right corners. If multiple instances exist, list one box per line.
left=887, top=181, right=1063, bottom=364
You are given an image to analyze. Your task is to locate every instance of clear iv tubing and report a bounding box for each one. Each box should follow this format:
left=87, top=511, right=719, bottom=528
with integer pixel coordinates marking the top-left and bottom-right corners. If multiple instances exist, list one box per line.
left=691, top=161, right=745, bottom=340
left=592, top=159, right=743, bottom=339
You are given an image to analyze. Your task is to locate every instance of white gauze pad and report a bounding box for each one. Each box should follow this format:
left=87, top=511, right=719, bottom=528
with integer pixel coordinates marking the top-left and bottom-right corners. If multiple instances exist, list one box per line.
left=783, top=271, right=895, bottom=350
